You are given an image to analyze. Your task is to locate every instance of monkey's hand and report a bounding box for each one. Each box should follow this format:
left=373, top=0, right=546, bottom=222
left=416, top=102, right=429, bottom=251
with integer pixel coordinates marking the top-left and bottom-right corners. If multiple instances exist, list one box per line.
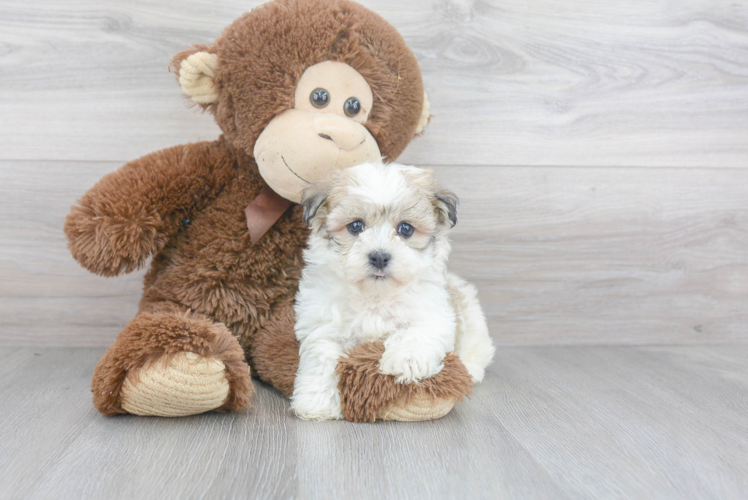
left=64, top=142, right=234, bottom=277
left=64, top=200, right=167, bottom=277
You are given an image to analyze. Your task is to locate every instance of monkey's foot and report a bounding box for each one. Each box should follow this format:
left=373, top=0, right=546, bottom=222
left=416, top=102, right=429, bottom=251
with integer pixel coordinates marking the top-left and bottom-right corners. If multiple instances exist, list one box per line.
left=120, top=352, right=231, bottom=417
left=377, top=393, right=457, bottom=422
left=336, top=342, right=473, bottom=423
left=91, top=308, right=253, bottom=416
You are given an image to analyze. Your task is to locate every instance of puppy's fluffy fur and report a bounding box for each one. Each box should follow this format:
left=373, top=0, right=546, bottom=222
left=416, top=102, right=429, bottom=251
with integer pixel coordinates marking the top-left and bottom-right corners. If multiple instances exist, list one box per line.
left=292, top=162, right=495, bottom=420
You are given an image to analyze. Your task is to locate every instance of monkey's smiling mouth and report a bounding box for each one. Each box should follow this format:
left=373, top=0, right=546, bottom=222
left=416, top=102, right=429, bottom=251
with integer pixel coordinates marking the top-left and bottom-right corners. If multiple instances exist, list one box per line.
left=281, top=156, right=310, bottom=184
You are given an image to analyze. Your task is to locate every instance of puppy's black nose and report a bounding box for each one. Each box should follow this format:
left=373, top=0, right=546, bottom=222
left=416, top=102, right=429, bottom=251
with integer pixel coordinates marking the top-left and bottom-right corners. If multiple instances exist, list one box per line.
left=368, top=251, right=391, bottom=270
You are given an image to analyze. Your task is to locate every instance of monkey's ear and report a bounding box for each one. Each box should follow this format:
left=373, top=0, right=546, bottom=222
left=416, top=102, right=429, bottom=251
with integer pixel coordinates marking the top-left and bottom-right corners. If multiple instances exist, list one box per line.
left=301, top=183, right=330, bottom=226
left=170, top=45, right=219, bottom=105
left=414, top=92, right=431, bottom=136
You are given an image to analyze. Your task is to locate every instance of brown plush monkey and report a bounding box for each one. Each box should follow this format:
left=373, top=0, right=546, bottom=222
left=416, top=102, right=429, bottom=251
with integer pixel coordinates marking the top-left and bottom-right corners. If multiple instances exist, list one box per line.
left=64, top=0, right=473, bottom=422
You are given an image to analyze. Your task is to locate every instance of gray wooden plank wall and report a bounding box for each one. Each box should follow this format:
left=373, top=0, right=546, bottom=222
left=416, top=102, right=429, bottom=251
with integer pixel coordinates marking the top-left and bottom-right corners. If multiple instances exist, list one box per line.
left=1, top=0, right=747, bottom=346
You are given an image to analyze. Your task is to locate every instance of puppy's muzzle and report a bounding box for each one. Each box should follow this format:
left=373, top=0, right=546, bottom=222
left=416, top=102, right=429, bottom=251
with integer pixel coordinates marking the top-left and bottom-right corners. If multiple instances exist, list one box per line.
left=368, top=251, right=391, bottom=270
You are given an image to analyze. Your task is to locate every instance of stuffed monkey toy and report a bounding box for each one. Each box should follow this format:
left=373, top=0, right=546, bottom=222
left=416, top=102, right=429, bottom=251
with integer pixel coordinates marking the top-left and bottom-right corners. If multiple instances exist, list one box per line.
left=64, top=0, right=473, bottom=422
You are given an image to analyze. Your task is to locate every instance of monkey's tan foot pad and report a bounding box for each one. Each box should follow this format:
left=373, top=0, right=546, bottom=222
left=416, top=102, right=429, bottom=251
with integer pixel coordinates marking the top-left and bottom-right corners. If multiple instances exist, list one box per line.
left=377, top=394, right=457, bottom=422
left=120, top=352, right=230, bottom=417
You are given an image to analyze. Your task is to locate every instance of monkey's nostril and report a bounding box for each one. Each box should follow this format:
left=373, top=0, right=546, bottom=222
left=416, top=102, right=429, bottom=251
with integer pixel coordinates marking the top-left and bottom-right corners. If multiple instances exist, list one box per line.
left=318, top=133, right=333, bottom=141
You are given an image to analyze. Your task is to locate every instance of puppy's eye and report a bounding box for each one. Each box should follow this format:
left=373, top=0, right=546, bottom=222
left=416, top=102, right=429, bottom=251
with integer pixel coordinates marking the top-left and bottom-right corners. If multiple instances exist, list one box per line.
left=397, top=222, right=414, bottom=238
left=344, top=97, right=361, bottom=117
left=310, top=88, right=330, bottom=108
left=347, top=220, right=365, bottom=235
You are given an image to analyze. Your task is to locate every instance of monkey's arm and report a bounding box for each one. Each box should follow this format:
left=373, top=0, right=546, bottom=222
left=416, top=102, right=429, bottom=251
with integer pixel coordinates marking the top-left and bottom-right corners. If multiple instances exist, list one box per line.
left=64, top=141, right=235, bottom=277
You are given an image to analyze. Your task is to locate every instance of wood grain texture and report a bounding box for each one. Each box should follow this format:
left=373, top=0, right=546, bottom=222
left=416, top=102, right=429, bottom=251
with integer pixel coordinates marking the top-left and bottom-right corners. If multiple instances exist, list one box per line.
left=1, top=0, right=747, bottom=166
left=0, top=346, right=745, bottom=499
left=439, top=165, right=748, bottom=345
left=1, top=161, right=746, bottom=346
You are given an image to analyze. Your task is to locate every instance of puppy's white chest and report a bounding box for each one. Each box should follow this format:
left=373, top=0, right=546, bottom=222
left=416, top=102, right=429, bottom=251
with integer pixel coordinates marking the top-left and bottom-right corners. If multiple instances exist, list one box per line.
left=344, top=303, right=408, bottom=347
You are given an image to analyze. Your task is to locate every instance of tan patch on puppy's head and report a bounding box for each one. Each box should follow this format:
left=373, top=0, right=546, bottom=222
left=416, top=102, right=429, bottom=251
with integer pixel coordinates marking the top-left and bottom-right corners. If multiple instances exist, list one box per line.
left=401, top=168, right=458, bottom=230
left=303, top=164, right=457, bottom=234
left=300, top=162, right=457, bottom=290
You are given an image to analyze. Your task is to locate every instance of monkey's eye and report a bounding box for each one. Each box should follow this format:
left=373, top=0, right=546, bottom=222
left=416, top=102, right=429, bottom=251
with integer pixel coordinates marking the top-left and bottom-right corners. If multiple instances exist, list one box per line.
left=344, top=97, right=361, bottom=117
left=310, top=88, right=330, bottom=108
left=397, top=222, right=414, bottom=238
left=347, top=220, right=365, bottom=235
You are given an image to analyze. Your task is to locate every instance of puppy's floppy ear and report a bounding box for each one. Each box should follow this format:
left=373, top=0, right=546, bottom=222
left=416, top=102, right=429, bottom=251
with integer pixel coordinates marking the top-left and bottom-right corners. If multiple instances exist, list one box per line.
left=434, top=189, right=458, bottom=228
left=403, top=167, right=458, bottom=228
left=301, top=182, right=330, bottom=225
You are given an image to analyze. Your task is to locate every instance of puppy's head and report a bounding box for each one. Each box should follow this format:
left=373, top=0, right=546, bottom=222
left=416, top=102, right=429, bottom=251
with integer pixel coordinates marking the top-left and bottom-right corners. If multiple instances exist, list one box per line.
left=301, top=161, right=458, bottom=290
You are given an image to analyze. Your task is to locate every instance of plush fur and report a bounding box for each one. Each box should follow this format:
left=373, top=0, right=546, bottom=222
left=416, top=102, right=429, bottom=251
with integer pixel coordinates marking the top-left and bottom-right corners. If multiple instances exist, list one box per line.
left=336, top=343, right=474, bottom=423
left=65, top=0, right=468, bottom=419
left=91, top=301, right=253, bottom=415
left=292, top=163, right=494, bottom=420
left=170, top=0, right=424, bottom=162
left=72, top=139, right=306, bottom=413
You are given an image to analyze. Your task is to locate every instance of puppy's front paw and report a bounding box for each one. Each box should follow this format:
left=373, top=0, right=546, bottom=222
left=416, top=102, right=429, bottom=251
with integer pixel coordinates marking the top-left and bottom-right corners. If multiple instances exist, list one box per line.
left=379, top=348, right=445, bottom=384
left=291, top=390, right=343, bottom=421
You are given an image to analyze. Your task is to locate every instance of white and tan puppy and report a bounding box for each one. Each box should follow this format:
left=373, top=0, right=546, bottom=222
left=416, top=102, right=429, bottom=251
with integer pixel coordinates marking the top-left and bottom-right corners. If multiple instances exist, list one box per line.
left=291, top=162, right=494, bottom=421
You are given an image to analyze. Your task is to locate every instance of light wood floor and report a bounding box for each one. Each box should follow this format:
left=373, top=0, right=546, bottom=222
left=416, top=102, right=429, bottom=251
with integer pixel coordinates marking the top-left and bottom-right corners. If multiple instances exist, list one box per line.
left=1, top=346, right=746, bottom=499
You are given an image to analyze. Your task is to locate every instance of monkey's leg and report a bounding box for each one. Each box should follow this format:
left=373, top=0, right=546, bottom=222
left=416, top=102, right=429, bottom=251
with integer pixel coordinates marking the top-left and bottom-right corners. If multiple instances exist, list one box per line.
left=335, top=343, right=474, bottom=423
left=250, top=296, right=300, bottom=398
left=91, top=303, right=253, bottom=417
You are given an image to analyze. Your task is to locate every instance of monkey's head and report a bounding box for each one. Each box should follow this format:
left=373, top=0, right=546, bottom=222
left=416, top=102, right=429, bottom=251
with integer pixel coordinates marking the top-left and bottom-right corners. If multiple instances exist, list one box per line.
left=170, top=0, right=430, bottom=202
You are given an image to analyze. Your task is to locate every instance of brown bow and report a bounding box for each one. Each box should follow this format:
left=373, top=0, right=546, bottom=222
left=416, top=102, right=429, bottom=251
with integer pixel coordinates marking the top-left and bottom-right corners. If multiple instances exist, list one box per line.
left=244, top=187, right=293, bottom=245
